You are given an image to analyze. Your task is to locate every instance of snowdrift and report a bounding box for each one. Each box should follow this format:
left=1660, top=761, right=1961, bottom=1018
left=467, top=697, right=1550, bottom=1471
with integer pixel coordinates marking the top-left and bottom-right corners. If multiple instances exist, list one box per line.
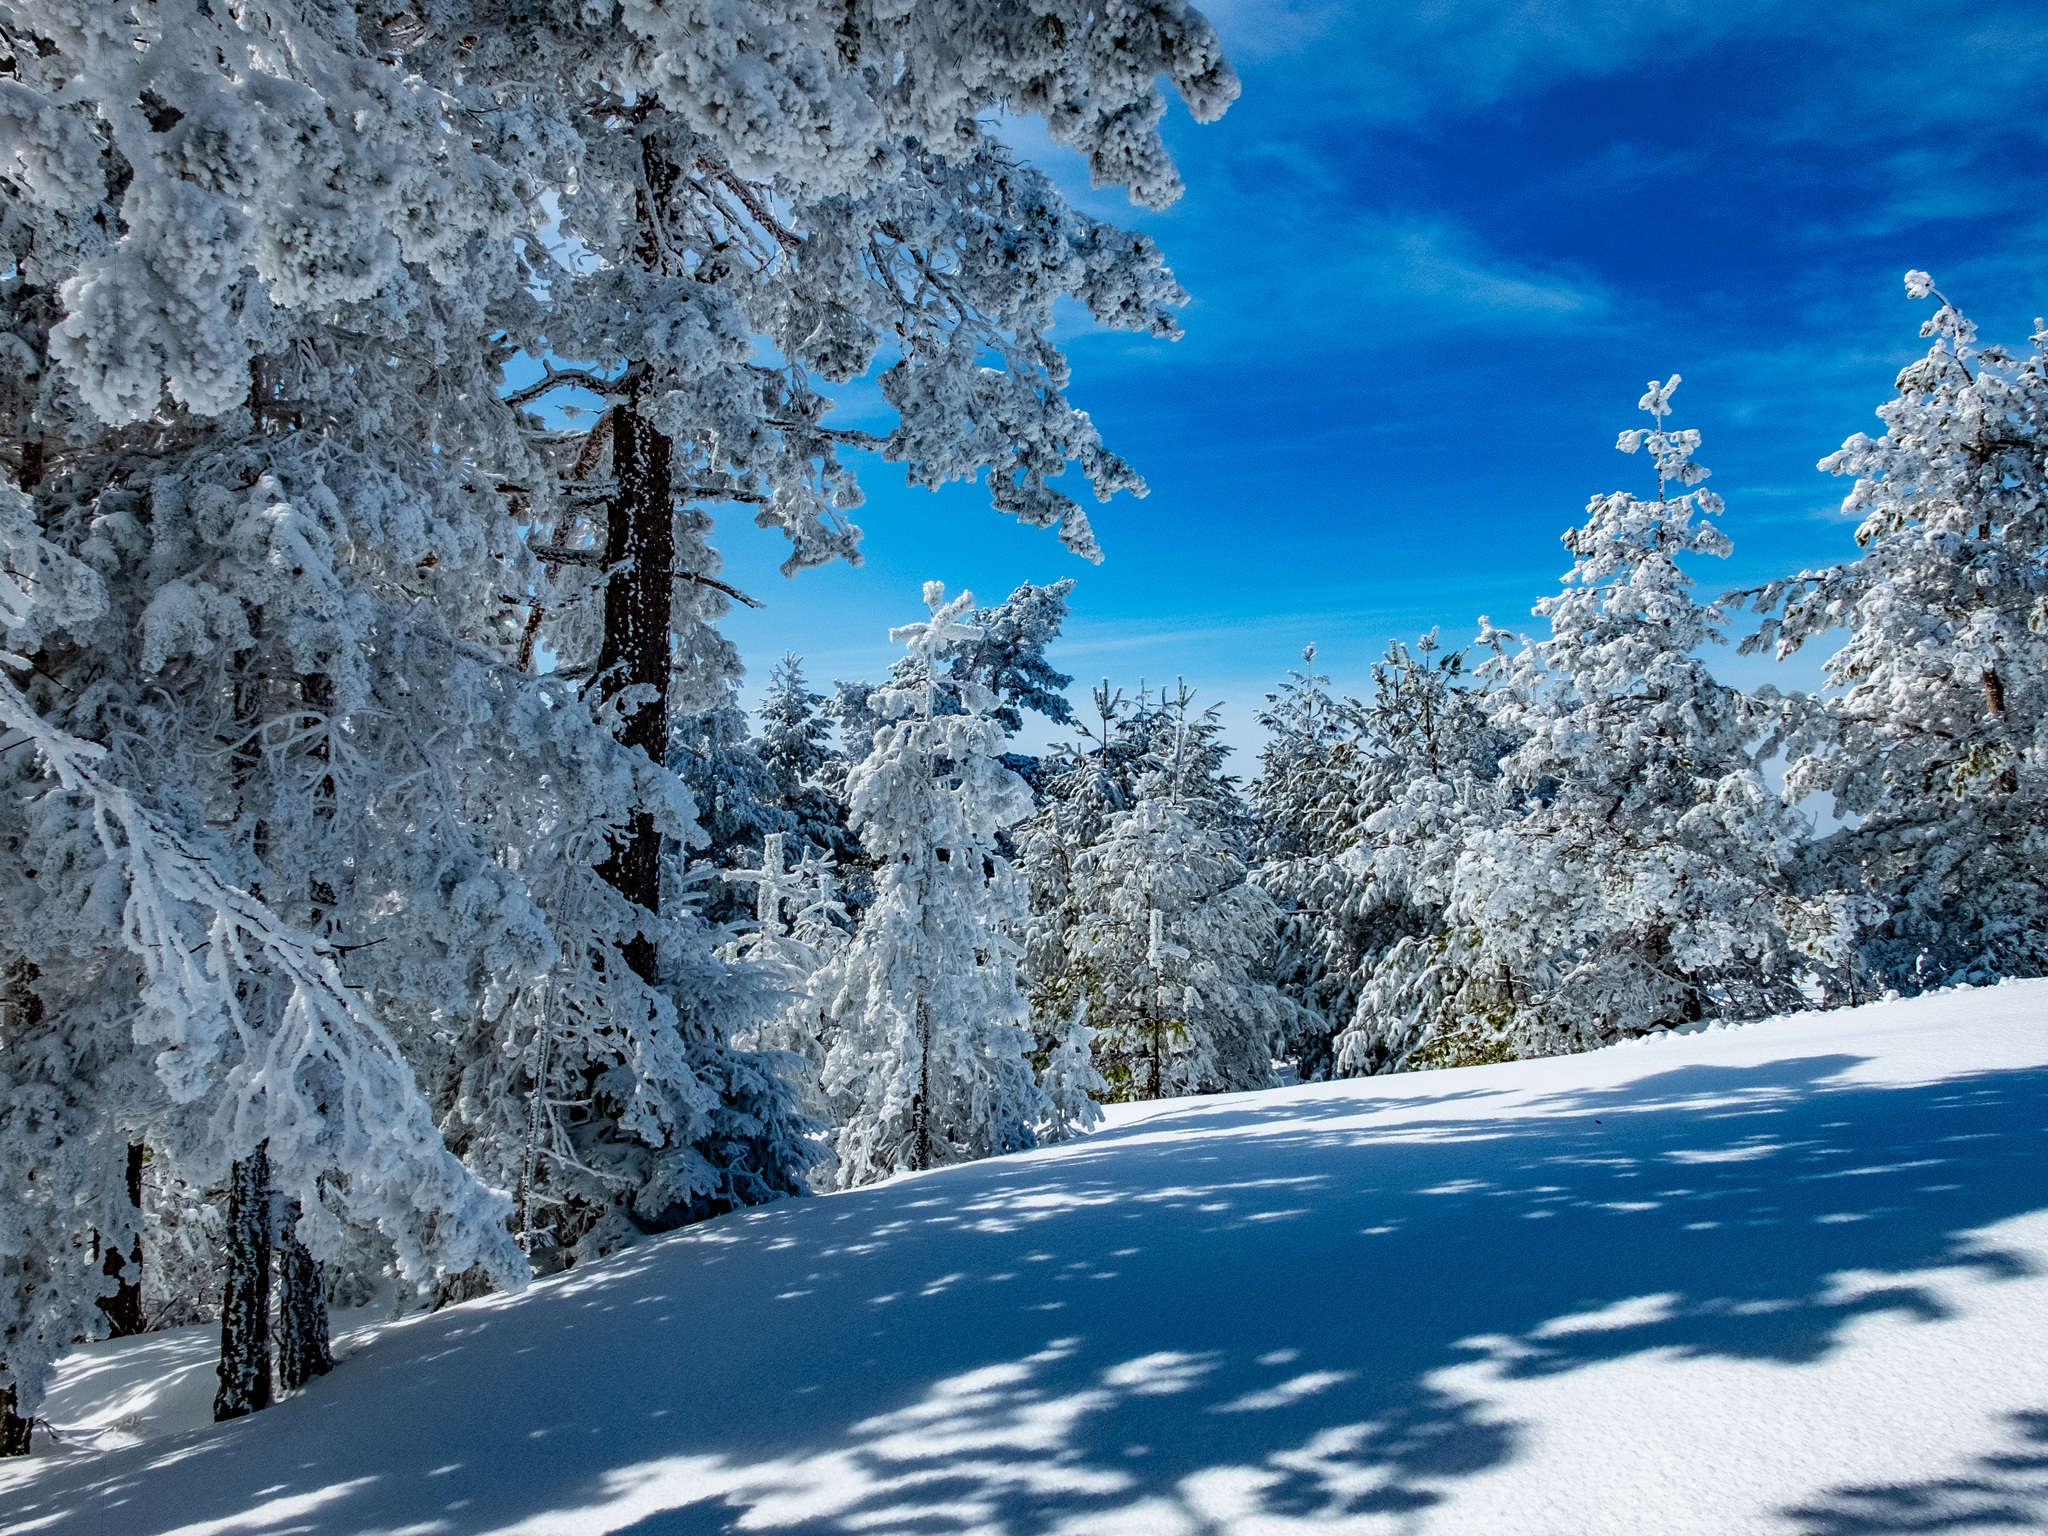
left=7, top=984, right=2048, bottom=1536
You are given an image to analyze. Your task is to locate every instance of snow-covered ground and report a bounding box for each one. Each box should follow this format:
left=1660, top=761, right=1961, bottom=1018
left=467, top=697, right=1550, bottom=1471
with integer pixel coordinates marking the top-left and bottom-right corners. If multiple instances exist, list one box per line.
left=7, top=984, right=2048, bottom=1536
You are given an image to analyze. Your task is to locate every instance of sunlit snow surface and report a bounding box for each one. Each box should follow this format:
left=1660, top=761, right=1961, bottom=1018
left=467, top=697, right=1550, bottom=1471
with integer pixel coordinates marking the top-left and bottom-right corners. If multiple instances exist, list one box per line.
left=8, top=983, right=2048, bottom=1536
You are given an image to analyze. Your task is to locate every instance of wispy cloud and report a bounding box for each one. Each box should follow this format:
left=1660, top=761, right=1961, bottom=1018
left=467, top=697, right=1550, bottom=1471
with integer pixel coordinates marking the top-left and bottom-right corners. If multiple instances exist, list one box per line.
left=1202, top=0, right=1776, bottom=122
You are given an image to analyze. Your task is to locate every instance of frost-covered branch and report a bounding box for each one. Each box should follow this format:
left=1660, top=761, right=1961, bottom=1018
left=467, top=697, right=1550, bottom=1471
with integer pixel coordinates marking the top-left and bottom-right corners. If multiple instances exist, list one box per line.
left=0, top=666, right=531, bottom=1293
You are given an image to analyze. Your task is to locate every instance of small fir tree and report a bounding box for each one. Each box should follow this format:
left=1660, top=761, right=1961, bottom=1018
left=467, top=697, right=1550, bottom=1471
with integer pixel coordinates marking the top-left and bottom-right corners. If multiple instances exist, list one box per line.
left=816, top=585, right=1047, bottom=1186
left=1038, top=999, right=1107, bottom=1143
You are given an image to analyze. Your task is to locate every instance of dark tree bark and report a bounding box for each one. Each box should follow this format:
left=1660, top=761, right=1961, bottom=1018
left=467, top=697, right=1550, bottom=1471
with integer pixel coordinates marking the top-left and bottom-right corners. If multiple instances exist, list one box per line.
left=213, top=1144, right=273, bottom=1421
left=592, top=398, right=675, bottom=986
left=912, top=995, right=933, bottom=1171
left=0, top=1390, right=29, bottom=1456
left=230, top=624, right=269, bottom=888
left=274, top=1199, right=332, bottom=1392
left=300, top=668, right=338, bottom=931
left=95, top=1143, right=145, bottom=1337
left=1982, top=667, right=2007, bottom=720
left=2, top=961, right=42, bottom=1453
left=1982, top=668, right=2021, bottom=793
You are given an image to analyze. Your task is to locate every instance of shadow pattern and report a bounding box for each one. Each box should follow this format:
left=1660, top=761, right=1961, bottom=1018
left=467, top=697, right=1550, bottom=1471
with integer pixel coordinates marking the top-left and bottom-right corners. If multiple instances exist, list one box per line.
left=3, top=1050, right=2044, bottom=1536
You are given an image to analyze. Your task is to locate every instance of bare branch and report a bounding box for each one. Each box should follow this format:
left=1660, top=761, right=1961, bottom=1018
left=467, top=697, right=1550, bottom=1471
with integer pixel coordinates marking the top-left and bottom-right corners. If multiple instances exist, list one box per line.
left=678, top=570, right=763, bottom=609
left=504, top=366, right=628, bottom=411
left=530, top=546, right=609, bottom=567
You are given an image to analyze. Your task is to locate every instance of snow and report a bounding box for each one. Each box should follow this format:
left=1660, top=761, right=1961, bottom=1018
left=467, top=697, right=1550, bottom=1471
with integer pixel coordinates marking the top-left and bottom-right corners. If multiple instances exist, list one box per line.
left=8, top=982, right=2048, bottom=1535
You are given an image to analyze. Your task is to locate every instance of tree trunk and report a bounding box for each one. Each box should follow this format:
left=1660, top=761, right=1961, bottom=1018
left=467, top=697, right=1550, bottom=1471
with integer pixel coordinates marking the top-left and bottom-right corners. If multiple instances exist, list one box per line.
left=274, top=1199, right=332, bottom=1392
left=0, top=1390, right=29, bottom=1456
left=95, top=1143, right=145, bottom=1338
left=590, top=137, right=686, bottom=985
left=2, top=961, right=42, bottom=1453
left=1981, top=668, right=2020, bottom=793
left=213, top=1144, right=273, bottom=1421
left=1145, top=903, right=1164, bottom=1100
left=1982, top=667, right=2007, bottom=720
left=913, top=994, right=933, bottom=1171
left=300, top=669, right=338, bottom=931
left=592, top=400, right=675, bottom=985
left=1146, top=990, right=1164, bottom=1101
left=231, top=629, right=269, bottom=891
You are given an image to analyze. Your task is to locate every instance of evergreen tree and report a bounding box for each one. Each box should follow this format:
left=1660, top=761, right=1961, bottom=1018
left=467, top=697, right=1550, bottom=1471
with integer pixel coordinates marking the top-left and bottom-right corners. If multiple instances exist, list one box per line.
left=1738, top=273, right=2048, bottom=988
left=944, top=579, right=1080, bottom=735
left=1017, top=680, right=1147, bottom=1062
left=1069, top=795, right=1300, bottom=1099
left=1038, top=1000, right=1107, bottom=1143
left=722, top=832, right=853, bottom=1139
left=758, top=655, right=836, bottom=798
left=0, top=0, right=541, bottom=1413
left=1253, top=636, right=1509, bottom=1078
left=1351, top=379, right=1818, bottom=1068
left=671, top=684, right=794, bottom=926
left=816, top=585, right=1046, bottom=1186
left=1, top=661, right=528, bottom=1429
left=756, top=654, right=855, bottom=865
left=1026, top=679, right=1305, bottom=1099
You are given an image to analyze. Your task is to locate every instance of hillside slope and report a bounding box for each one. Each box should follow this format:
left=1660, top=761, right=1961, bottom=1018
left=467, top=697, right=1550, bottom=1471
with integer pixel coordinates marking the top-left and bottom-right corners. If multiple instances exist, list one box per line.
left=7, top=984, right=2048, bottom=1536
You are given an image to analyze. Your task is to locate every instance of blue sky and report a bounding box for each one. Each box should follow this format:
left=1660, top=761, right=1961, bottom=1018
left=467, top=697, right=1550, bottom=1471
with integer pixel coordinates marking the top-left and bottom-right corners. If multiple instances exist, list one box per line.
left=705, top=0, right=2048, bottom=761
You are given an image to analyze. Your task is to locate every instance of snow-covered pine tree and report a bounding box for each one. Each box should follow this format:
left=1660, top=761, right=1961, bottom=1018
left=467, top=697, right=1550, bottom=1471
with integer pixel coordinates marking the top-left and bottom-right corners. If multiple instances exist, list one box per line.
left=760, top=656, right=836, bottom=792
left=756, top=654, right=851, bottom=862
left=944, top=580, right=1080, bottom=736
left=447, top=0, right=1233, bottom=932
left=1, top=653, right=530, bottom=1431
left=1252, top=636, right=1508, bottom=1078
left=1253, top=650, right=1363, bottom=982
left=1736, top=273, right=2048, bottom=988
left=1311, top=628, right=1524, bottom=1074
left=816, top=585, right=1046, bottom=1185
left=443, top=488, right=820, bottom=1261
left=834, top=580, right=1081, bottom=748
left=1398, top=378, right=1817, bottom=1063
left=836, top=578, right=1083, bottom=909
left=671, top=688, right=792, bottom=928
left=721, top=832, right=853, bottom=1136
left=1017, top=680, right=1139, bottom=1057
left=1019, top=677, right=1173, bottom=1065
left=1046, top=680, right=1305, bottom=1099
left=822, top=680, right=888, bottom=764
left=1038, top=999, right=1107, bottom=1143
left=448, top=0, right=1235, bottom=574
left=0, top=0, right=792, bottom=1384
left=1068, top=800, right=1299, bottom=1098
left=0, top=5, right=546, bottom=1430
left=444, top=0, right=1237, bottom=1240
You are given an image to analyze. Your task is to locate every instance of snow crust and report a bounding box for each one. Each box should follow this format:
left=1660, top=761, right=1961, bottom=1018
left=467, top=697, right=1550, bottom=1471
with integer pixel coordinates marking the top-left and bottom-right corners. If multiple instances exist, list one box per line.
left=8, top=982, right=2047, bottom=1535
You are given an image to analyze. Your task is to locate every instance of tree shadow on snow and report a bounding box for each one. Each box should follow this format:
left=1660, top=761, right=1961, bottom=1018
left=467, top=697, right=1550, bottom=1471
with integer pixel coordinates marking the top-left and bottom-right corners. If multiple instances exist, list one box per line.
left=1786, top=1409, right=2048, bottom=1533
left=6, top=1051, right=2046, bottom=1536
